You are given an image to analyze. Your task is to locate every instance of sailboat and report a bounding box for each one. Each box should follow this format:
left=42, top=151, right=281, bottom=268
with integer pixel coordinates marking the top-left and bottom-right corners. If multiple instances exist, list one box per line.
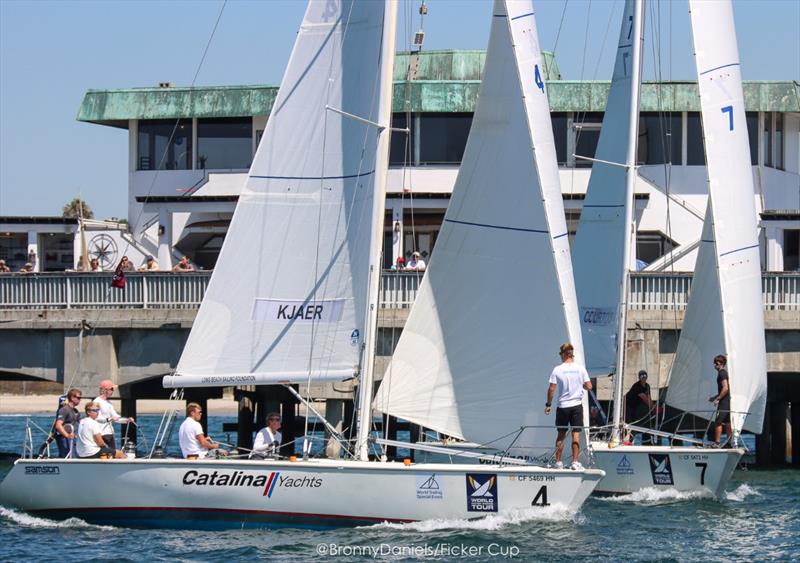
left=0, top=0, right=602, bottom=529
left=575, top=0, right=765, bottom=496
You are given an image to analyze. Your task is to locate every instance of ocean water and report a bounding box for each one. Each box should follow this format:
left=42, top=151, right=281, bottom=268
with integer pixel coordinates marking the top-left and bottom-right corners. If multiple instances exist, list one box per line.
left=0, top=414, right=797, bottom=562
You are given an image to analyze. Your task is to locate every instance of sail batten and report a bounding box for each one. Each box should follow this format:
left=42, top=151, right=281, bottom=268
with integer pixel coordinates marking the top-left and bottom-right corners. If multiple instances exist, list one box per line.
left=373, top=0, right=582, bottom=450
left=174, top=1, right=391, bottom=383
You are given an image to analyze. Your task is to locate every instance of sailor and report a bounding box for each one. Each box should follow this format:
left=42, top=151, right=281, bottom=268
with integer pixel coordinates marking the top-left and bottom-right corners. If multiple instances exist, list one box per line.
left=625, top=370, right=654, bottom=444
left=54, top=388, right=82, bottom=458
left=94, top=380, right=134, bottom=450
left=75, top=402, right=124, bottom=459
left=545, top=342, right=592, bottom=470
left=709, top=354, right=732, bottom=447
left=251, top=413, right=282, bottom=458
left=179, top=402, right=225, bottom=459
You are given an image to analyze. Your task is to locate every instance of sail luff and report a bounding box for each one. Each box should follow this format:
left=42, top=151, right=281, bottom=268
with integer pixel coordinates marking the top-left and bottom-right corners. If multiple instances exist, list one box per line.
left=354, top=0, right=398, bottom=462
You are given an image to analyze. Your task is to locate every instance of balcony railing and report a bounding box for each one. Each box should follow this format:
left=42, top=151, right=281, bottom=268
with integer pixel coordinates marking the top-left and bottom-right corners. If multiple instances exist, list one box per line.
left=0, top=271, right=797, bottom=311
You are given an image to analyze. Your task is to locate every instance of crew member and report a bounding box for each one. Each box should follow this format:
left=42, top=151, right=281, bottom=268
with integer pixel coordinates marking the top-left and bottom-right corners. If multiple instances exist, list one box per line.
left=709, top=354, right=732, bottom=447
left=251, top=413, right=282, bottom=458
left=179, top=402, right=224, bottom=459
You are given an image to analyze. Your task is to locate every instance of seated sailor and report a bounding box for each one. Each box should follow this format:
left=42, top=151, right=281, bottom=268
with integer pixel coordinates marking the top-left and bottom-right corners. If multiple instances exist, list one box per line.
left=75, top=402, right=124, bottom=459
left=179, top=402, right=225, bottom=459
left=251, top=413, right=282, bottom=458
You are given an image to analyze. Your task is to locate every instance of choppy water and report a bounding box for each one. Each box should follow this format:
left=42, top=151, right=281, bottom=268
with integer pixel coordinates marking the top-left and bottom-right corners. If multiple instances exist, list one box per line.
left=0, top=414, right=797, bottom=561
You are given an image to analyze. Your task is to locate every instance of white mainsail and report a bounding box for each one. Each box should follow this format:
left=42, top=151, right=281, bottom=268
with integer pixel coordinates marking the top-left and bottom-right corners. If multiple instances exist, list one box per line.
left=571, top=0, right=641, bottom=377
left=665, top=0, right=767, bottom=434
left=170, top=1, right=392, bottom=386
left=373, top=0, right=582, bottom=449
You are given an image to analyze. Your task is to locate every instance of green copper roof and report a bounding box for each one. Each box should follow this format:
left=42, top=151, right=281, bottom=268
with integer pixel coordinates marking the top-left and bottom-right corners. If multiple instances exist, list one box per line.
left=77, top=50, right=800, bottom=126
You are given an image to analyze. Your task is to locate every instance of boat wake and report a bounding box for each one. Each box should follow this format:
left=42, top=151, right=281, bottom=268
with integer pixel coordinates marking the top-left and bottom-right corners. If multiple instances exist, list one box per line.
left=369, top=505, right=580, bottom=532
left=725, top=483, right=760, bottom=502
left=598, top=487, right=712, bottom=505
left=0, top=505, right=114, bottom=530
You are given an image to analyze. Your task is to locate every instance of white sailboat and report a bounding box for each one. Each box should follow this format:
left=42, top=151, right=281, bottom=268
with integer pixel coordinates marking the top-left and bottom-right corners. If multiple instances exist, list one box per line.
left=580, top=0, right=765, bottom=496
left=0, top=0, right=602, bottom=529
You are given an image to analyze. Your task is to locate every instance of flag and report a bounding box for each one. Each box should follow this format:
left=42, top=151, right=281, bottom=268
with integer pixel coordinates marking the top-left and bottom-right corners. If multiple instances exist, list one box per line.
left=111, top=260, right=126, bottom=289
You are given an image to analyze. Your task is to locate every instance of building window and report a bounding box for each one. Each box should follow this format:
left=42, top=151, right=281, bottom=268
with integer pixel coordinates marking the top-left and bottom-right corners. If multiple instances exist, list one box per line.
left=686, top=112, right=705, bottom=165
left=389, top=113, right=413, bottom=166
left=572, top=113, right=603, bottom=168
left=638, top=113, right=682, bottom=165
left=137, top=119, right=192, bottom=170
left=376, top=327, right=403, bottom=356
left=196, top=117, right=252, bottom=170
left=418, top=113, right=472, bottom=164
left=763, top=112, right=773, bottom=167
left=784, top=229, right=799, bottom=272
left=636, top=231, right=676, bottom=267
left=551, top=113, right=568, bottom=165
left=775, top=113, right=784, bottom=170
left=746, top=112, right=758, bottom=165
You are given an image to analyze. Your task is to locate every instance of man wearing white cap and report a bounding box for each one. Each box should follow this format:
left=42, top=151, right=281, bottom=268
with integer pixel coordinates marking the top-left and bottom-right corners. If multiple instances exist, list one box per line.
left=93, top=380, right=134, bottom=450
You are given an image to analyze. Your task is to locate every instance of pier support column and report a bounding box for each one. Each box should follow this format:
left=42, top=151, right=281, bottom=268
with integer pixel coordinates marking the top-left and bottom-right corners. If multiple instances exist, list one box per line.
left=325, top=399, right=346, bottom=459
left=769, top=402, right=788, bottom=465
left=281, top=400, right=296, bottom=458
left=382, top=414, right=398, bottom=460
left=236, top=387, right=255, bottom=450
left=756, top=401, right=771, bottom=466
left=120, top=397, right=137, bottom=446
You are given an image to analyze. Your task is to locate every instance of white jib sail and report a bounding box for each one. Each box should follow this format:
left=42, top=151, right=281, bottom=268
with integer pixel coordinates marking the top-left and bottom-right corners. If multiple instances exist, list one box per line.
left=665, top=0, right=767, bottom=434
left=173, top=1, right=392, bottom=385
left=571, top=0, right=641, bottom=377
left=373, top=0, right=583, bottom=451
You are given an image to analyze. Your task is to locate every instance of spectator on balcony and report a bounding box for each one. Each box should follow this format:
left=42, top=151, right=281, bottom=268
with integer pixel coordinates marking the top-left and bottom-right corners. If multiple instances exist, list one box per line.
left=119, top=256, right=135, bottom=272
left=390, top=256, right=405, bottom=270
left=139, top=255, right=159, bottom=271
left=173, top=256, right=195, bottom=273
left=0, top=260, right=10, bottom=273
left=19, top=262, right=34, bottom=273
left=405, top=251, right=426, bottom=272
left=89, top=258, right=102, bottom=272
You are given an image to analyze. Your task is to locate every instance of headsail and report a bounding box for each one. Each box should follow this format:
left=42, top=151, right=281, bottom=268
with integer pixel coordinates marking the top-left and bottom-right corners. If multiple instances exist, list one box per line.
left=665, top=0, right=767, bottom=434
left=169, top=1, right=393, bottom=386
left=373, top=0, right=582, bottom=449
left=571, top=0, right=642, bottom=377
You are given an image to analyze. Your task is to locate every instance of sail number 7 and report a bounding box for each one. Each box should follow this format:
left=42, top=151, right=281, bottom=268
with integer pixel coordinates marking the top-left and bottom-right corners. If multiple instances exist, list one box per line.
left=721, top=105, right=734, bottom=131
left=695, top=462, right=708, bottom=486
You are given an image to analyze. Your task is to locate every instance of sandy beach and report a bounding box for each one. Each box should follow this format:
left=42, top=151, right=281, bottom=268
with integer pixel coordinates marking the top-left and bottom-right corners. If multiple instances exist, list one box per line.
left=0, top=394, right=238, bottom=415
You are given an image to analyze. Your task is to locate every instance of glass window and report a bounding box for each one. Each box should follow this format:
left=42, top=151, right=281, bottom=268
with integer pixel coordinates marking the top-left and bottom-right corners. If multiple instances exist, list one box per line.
left=775, top=113, right=783, bottom=170
left=376, top=327, right=403, bottom=356
left=636, top=231, right=676, bottom=266
left=137, top=119, right=192, bottom=170
left=389, top=113, right=412, bottom=165
left=784, top=229, right=799, bottom=272
left=763, top=112, right=773, bottom=167
left=197, top=117, right=252, bottom=170
left=418, top=113, right=472, bottom=164
left=638, top=113, right=682, bottom=165
left=573, top=112, right=603, bottom=168
left=746, top=112, right=758, bottom=165
left=686, top=112, right=705, bottom=165
left=551, top=113, right=568, bottom=165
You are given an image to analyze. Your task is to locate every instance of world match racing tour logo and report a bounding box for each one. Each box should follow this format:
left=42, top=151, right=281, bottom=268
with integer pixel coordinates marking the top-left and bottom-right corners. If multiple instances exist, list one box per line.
left=182, top=470, right=322, bottom=498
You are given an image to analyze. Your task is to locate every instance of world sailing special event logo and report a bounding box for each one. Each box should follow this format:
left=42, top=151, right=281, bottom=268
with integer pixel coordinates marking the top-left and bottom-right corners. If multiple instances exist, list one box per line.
left=466, top=473, right=498, bottom=512
left=616, top=455, right=634, bottom=476
left=648, top=454, right=674, bottom=485
left=182, top=470, right=322, bottom=499
left=416, top=473, right=443, bottom=500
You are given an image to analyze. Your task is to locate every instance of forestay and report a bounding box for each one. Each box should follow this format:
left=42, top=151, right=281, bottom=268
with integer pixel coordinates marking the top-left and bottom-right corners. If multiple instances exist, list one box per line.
left=373, top=0, right=582, bottom=449
left=170, top=1, right=391, bottom=385
left=571, top=0, right=641, bottom=377
left=665, top=0, right=766, bottom=434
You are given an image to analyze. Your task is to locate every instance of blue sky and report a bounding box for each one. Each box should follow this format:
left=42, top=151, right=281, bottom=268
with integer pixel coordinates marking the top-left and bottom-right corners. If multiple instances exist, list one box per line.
left=1, top=0, right=798, bottom=220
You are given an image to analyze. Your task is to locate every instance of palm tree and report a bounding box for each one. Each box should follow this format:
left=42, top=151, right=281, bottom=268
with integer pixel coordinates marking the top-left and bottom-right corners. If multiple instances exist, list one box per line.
left=62, top=198, right=94, bottom=219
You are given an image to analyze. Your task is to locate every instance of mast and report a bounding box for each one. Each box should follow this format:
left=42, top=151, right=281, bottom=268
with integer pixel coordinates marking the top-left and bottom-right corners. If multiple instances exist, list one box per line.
left=611, top=0, right=645, bottom=442
left=355, top=0, right=398, bottom=462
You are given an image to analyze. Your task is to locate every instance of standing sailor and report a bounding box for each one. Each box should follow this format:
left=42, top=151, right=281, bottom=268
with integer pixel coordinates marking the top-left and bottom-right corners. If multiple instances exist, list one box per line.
left=94, top=380, right=134, bottom=450
left=709, top=355, right=732, bottom=447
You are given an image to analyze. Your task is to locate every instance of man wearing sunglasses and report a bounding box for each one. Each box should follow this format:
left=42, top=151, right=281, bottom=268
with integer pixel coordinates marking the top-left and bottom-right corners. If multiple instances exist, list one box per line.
left=94, top=379, right=134, bottom=450
left=251, top=413, right=282, bottom=458
left=75, top=402, right=124, bottom=459
left=54, top=388, right=82, bottom=458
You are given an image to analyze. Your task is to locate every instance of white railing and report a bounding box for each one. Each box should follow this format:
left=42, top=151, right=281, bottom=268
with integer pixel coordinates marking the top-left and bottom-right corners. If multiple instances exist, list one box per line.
left=0, top=271, right=797, bottom=311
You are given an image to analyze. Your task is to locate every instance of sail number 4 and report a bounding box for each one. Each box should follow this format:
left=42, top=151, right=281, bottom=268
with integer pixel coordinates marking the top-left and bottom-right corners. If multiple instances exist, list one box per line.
left=534, top=65, right=544, bottom=93
left=531, top=485, right=550, bottom=506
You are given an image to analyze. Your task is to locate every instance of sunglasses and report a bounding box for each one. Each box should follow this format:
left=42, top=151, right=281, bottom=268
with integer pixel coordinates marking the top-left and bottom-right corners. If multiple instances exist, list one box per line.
left=269, top=417, right=281, bottom=421
left=88, top=408, right=100, bottom=412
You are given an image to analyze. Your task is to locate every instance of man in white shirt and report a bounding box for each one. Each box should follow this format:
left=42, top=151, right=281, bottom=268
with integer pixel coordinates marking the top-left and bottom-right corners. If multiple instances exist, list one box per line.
left=405, top=251, right=426, bottom=272
left=545, top=342, right=592, bottom=470
left=76, top=402, right=123, bottom=458
left=251, top=412, right=283, bottom=458
left=179, top=402, right=224, bottom=459
left=94, top=379, right=134, bottom=450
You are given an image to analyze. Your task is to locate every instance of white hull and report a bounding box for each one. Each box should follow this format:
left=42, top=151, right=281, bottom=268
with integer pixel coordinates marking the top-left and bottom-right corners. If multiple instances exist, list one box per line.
left=0, top=458, right=603, bottom=529
left=590, top=443, right=743, bottom=497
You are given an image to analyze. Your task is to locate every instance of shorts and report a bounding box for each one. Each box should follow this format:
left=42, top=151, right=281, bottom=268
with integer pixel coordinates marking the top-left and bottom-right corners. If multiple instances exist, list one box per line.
left=556, top=405, right=584, bottom=432
left=80, top=446, right=115, bottom=459
left=715, top=398, right=731, bottom=425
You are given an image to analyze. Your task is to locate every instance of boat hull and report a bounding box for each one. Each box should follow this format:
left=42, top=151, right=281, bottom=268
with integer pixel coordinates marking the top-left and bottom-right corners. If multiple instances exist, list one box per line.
left=590, top=443, right=743, bottom=497
left=0, top=458, right=603, bottom=529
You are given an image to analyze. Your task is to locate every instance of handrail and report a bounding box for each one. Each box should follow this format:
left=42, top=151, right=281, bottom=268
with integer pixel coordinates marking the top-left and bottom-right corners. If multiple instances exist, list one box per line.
left=0, top=271, right=797, bottom=310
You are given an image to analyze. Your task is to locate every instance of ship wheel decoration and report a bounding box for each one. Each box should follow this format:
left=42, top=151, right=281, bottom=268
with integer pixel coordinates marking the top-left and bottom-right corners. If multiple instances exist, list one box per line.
left=88, top=234, right=118, bottom=270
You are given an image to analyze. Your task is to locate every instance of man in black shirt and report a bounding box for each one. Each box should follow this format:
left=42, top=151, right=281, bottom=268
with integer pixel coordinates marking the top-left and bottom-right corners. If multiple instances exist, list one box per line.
left=54, top=388, right=82, bottom=458
left=708, top=354, right=731, bottom=447
left=625, top=370, right=654, bottom=444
